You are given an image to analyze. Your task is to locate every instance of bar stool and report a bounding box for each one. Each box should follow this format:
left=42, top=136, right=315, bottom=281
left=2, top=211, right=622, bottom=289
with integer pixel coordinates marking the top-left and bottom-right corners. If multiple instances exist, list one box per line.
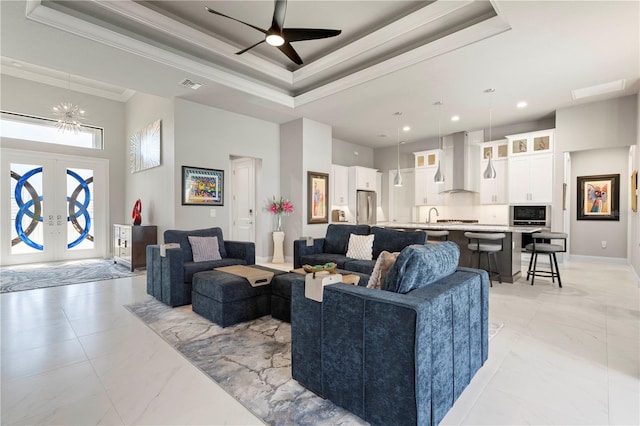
left=427, top=230, right=449, bottom=243
left=525, top=232, right=567, bottom=288
left=464, top=232, right=506, bottom=287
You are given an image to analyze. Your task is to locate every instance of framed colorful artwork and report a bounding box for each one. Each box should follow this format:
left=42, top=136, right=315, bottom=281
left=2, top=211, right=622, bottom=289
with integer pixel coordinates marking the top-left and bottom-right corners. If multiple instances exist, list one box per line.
left=576, top=174, right=619, bottom=221
left=182, top=166, right=224, bottom=206
left=307, top=171, right=329, bottom=224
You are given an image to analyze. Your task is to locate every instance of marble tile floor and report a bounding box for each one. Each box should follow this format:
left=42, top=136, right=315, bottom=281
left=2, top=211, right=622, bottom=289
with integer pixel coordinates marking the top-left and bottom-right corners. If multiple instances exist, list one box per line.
left=1, top=260, right=638, bottom=425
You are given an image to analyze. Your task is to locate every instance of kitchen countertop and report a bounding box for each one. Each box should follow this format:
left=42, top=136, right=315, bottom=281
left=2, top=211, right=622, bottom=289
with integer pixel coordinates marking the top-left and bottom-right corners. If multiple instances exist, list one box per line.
left=381, top=222, right=542, bottom=233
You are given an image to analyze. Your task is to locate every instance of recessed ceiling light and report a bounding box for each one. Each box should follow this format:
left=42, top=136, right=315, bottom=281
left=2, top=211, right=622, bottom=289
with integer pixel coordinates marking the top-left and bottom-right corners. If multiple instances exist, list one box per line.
left=403, top=125, right=411, bottom=132
left=11, top=61, right=22, bottom=68
left=572, top=79, right=626, bottom=100
left=517, top=101, right=528, bottom=109
left=451, top=115, right=460, bottom=122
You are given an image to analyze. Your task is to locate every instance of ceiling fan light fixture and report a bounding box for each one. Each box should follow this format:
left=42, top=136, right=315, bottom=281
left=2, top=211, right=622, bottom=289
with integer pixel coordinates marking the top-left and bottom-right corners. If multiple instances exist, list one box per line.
left=265, top=34, right=285, bottom=47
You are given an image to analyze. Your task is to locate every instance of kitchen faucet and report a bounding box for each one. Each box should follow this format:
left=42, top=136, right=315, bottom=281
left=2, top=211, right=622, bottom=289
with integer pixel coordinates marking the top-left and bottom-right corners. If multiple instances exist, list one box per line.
left=428, top=207, right=439, bottom=224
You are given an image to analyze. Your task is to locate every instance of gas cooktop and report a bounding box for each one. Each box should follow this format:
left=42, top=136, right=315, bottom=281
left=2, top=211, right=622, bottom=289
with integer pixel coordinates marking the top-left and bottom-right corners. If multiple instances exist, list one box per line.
left=436, top=219, right=479, bottom=224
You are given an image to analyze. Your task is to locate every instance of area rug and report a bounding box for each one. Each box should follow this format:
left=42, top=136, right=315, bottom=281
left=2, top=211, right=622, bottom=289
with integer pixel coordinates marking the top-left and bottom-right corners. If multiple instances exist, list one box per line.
left=0, top=259, right=143, bottom=293
left=126, top=298, right=504, bottom=426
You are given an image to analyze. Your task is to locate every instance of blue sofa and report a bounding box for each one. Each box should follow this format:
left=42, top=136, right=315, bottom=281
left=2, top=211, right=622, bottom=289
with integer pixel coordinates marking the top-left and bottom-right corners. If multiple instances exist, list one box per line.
left=146, top=227, right=255, bottom=307
left=293, top=224, right=427, bottom=274
left=291, top=242, right=489, bottom=426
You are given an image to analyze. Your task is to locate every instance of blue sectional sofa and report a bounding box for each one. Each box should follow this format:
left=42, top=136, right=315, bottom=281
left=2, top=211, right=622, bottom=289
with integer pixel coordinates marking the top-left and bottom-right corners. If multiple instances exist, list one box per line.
left=291, top=242, right=489, bottom=426
left=293, top=224, right=427, bottom=275
left=146, top=227, right=255, bottom=307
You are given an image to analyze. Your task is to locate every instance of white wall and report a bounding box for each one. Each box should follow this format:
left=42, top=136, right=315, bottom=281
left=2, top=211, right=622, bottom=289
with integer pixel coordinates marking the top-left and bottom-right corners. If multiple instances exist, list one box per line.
left=125, top=93, right=175, bottom=238
left=557, top=95, right=638, bottom=261
left=569, top=148, right=629, bottom=258
left=0, top=74, right=127, bottom=256
left=173, top=99, right=280, bottom=261
left=280, top=119, right=304, bottom=260
left=332, top=138, right=374, bottom=167
left=280, top=118, right=332, bottom=260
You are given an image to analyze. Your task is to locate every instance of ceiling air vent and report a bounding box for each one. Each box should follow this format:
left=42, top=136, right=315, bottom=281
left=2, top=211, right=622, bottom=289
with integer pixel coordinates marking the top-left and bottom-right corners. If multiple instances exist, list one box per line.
left=179, top=78, right=202, bottom=90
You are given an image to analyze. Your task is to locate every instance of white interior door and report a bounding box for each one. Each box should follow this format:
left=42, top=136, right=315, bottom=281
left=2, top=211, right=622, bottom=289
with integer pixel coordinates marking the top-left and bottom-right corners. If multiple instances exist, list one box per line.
left=1, top=149, right=107, bottom=266
left=231, top=157, right=256, bottom=242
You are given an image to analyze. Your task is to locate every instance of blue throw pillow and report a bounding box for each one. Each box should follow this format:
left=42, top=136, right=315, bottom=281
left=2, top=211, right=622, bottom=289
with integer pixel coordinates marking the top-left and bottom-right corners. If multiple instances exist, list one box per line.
left=382, top=242, right=460, bottom=294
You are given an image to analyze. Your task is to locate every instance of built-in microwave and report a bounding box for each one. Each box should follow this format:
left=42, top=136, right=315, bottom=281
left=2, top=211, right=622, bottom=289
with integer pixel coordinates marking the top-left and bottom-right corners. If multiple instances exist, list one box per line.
left=510, top=205, right=551, bottom=228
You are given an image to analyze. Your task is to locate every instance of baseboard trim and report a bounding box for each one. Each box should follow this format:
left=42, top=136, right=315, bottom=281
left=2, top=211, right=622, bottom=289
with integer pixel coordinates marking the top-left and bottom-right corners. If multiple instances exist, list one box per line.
left=567, top=254, right=629, bottom=264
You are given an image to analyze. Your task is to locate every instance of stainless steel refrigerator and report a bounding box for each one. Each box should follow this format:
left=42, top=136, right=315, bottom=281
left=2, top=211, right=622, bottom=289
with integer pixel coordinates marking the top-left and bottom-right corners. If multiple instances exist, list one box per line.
left=356, top=190, right=377, bottom=224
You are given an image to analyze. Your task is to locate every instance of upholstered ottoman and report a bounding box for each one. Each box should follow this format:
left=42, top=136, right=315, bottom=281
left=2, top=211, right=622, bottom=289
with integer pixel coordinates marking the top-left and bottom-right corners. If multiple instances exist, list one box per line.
left=192, top=266, right=285, bottom=327
left=271, top=270, right=372, bottom=323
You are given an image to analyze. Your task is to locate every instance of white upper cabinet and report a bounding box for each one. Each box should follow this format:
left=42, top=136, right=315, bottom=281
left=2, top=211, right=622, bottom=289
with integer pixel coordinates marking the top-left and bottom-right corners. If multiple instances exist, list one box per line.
left=349, top=166, right=377, bottom=191
left=507, top=129, right=554, bottom=156
left=479, top=139, right=508, bottom=205
left=331, top=164, right=349, bottom=206
left=413, top=150, right=443, bottom=206
left=506, top=129, right=555, bottom=204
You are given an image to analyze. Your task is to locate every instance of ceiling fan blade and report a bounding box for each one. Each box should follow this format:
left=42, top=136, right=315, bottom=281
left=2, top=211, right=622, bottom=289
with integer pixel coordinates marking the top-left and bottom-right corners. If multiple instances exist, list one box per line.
left=236, top=39, right=266, bottom=55
left=205, top=6, right=267, bottom=35
left=282, top=28, right=342, bottom=42
left=277, top=41, right=303, bottom=65
left=272, top=0, right=287, bottom=31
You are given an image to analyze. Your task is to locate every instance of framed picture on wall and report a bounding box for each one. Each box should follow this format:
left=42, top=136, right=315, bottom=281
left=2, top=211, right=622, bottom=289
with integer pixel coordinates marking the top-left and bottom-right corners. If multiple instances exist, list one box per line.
left=182, top=166, right=224, bottom=206
left=130, top=119, right=161, bottom=173
left=307, top=171, right=329, bottom=224
left=576, top=174, right=619, bottom=221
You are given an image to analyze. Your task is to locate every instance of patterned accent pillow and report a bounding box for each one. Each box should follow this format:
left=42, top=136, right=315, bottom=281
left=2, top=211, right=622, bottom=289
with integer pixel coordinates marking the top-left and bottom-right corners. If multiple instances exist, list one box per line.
left=367, top=250, right=400, bottom=289
left=345, top=233, right=374, bottom=260
left=188, top=236, right=222, bottom=262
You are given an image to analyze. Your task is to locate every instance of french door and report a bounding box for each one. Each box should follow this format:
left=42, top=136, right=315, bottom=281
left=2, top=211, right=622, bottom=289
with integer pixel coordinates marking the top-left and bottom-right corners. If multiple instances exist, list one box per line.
left=1, top=149, right=108, bottom=266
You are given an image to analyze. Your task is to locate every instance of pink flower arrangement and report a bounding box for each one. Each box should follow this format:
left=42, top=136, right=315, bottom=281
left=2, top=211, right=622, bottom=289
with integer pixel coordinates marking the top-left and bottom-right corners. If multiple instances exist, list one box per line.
left=269, top=196, right=294, bottom=215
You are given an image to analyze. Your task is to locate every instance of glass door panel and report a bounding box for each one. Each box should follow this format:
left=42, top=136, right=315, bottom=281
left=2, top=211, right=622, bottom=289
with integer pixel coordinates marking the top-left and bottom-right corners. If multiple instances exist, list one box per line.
left=66, top=167, right=94, bottom=251
left=10, top=163, right=45, bottom=255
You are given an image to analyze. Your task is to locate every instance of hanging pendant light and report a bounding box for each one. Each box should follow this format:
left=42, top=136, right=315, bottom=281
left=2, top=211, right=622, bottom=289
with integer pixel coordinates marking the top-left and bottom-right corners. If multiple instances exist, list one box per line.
left=394, top=124, right=403, bottom=187
left=433, top=101, right=445, bottom=184
left=483, top=88, right=497, bottom=180
left=52, top=73, right=86, bottom=133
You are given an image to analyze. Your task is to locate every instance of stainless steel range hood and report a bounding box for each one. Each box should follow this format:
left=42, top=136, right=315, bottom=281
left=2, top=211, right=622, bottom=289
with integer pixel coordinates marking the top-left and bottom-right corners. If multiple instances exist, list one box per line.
left=440, top=130, right=483, bottom=193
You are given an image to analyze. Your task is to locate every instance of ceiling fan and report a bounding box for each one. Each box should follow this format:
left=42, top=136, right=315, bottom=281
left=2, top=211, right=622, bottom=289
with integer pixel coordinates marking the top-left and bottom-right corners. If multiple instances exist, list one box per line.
left=205, top=0, right=341, bottom=65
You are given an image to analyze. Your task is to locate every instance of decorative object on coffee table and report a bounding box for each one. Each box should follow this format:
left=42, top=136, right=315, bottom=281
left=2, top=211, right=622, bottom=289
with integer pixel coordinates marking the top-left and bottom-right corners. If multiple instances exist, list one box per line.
left=302, top=262, right=337, bottom=275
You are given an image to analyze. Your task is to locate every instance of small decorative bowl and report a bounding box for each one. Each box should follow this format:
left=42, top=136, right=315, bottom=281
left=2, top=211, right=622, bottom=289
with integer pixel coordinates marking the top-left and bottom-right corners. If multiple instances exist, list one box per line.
left=302, top=262, right=337, bottom=274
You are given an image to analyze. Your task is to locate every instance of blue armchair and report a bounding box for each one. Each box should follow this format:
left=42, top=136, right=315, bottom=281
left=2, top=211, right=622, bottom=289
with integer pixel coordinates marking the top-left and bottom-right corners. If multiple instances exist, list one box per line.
left=146, top=227, right=255, bottom=307
left=291, top=242, right=489, bottom=426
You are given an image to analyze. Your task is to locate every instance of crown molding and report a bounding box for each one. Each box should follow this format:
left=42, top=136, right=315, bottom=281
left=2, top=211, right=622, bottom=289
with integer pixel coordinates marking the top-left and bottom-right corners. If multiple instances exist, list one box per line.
left=2, top=65, right=136, bottom=102
left=90, top=0, right=293, bottom=85
left=294, top=15, right=511, bottom=107
left=24, top=0, right=509, bottom=110
left=25, top=0, right=294, bottom=107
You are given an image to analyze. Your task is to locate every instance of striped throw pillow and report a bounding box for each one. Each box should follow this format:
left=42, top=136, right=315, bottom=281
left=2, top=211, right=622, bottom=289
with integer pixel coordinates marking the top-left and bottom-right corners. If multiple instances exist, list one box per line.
left=188, top=236, right=222, bottom=262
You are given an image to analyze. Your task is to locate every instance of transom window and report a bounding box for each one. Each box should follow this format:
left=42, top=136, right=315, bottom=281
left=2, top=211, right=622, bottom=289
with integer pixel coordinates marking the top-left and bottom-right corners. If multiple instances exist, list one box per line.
left=0, top=111, right=103, bottom=149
